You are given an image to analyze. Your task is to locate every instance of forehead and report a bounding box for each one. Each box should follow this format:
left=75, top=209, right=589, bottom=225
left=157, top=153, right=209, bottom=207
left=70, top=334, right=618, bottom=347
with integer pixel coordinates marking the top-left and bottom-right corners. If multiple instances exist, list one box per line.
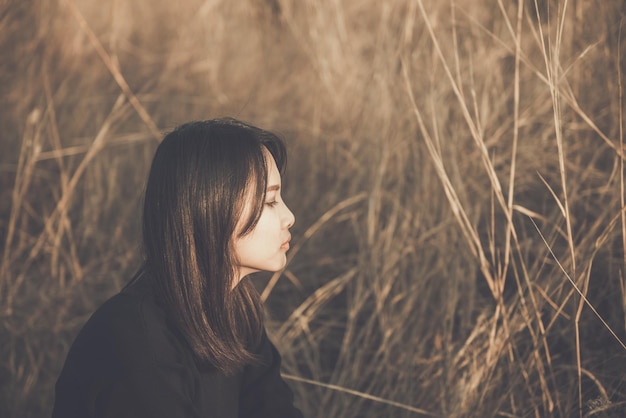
left=263, top=149, right=281, bottom=186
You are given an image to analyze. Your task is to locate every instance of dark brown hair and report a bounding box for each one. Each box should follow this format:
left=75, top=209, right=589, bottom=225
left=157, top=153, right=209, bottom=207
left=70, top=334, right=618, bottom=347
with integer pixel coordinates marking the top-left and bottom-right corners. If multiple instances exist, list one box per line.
left=142, top=118, right=286, bottom=374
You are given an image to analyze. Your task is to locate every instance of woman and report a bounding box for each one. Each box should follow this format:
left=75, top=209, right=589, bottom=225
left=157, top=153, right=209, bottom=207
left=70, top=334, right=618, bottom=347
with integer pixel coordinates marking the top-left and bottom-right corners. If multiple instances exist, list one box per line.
left=52, top=118, right=303, bottom=417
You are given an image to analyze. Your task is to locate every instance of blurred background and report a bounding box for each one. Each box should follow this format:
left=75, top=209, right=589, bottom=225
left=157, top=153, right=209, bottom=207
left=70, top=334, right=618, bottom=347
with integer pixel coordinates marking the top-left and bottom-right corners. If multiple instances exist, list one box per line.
left=1, top=0, right=626, bottom=416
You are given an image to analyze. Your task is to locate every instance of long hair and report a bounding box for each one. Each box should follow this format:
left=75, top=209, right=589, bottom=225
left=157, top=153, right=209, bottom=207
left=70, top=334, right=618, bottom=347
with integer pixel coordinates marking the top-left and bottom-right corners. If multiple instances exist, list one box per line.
left=142, top=118, right=287, bottom=375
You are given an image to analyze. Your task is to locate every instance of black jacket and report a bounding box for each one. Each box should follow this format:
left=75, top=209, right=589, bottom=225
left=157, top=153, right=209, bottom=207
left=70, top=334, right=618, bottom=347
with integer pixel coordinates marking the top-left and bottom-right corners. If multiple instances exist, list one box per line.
left=52, top=277, right=303, bottom=418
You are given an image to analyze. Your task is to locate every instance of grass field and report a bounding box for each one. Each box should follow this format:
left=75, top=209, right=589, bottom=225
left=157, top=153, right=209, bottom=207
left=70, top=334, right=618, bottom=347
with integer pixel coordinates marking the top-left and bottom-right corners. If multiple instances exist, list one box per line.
left=1, top=0, right=626, bottom=416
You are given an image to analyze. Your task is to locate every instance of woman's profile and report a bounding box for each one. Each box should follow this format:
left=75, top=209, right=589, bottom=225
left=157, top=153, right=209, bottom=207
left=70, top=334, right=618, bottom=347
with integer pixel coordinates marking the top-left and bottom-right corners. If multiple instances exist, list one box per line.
left=52, top=118, right=303, bottom=417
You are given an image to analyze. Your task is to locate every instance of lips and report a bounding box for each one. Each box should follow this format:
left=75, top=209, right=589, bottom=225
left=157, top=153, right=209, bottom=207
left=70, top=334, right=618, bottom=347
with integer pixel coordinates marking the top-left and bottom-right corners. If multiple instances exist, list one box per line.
left=281, top=235, right=291, bottom=250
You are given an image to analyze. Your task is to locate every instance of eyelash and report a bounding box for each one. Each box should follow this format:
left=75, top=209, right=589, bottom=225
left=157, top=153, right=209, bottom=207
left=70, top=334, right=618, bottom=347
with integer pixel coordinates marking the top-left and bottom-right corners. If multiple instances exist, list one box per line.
left=265, top=200, right=279, bottom=207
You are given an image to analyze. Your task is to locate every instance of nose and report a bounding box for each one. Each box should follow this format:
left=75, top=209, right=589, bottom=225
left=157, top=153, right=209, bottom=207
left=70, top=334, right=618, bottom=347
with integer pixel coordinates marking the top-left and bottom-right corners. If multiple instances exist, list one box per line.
left=283, top=203, right=295, bottom=229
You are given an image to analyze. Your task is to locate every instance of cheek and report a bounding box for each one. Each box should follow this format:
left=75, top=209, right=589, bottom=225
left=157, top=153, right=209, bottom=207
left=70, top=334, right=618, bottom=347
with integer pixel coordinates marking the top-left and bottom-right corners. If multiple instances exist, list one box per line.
left=256, top=212, right=280, bottom=235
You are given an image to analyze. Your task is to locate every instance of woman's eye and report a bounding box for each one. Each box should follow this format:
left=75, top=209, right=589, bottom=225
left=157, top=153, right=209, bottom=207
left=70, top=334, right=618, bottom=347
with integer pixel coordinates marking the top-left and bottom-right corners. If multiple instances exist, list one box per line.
left=265, top=200, right=279, bottom=207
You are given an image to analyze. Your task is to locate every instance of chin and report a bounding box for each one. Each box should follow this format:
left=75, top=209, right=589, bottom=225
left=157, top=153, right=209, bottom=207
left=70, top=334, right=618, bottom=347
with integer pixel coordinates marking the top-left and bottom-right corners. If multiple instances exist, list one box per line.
left=242, top=256, right=287, bottom=276
left=267, top=259, right=287, bottom=272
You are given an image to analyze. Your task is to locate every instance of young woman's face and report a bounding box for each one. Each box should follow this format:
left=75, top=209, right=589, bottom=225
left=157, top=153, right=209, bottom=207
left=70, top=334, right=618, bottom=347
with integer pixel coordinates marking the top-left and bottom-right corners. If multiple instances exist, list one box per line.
left=233, top=150, right=295, bottom=283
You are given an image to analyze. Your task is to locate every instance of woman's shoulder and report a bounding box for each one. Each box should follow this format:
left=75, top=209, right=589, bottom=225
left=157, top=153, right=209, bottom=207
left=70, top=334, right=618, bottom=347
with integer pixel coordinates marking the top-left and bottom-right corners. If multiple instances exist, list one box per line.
left=69, top=277, right=190, bottom=369
left=90, top=276, right=159, bottom=331
left=53, top=276, right=216, bottom=417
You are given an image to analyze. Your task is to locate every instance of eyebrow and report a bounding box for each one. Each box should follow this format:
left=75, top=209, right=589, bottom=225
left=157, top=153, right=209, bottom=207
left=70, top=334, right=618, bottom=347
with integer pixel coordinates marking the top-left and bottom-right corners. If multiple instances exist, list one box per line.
left=267, top=185, right=280, bottom=192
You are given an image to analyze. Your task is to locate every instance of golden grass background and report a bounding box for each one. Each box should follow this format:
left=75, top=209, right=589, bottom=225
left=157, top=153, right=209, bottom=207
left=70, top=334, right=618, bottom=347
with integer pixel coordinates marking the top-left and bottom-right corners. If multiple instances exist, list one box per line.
left=1, top=0, right=626, bottom=416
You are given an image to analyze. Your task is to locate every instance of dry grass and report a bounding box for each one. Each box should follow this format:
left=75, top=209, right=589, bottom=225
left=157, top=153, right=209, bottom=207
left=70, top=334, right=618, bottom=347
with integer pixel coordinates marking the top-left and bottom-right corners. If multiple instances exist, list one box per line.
left=1, top=0, right=626, bottom=417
